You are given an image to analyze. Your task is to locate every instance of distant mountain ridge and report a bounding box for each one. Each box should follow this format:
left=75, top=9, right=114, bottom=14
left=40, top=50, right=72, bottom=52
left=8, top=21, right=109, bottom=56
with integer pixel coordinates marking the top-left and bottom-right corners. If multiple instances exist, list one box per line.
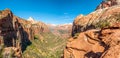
left=27, top=17, right=73, bottom=38
left=47, top=23, right=72, bottom=38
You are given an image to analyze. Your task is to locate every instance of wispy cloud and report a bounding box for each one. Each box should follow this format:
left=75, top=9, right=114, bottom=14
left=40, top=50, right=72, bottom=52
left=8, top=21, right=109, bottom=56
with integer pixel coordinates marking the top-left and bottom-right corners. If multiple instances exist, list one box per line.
left=64, top=13, right=68, bottom=15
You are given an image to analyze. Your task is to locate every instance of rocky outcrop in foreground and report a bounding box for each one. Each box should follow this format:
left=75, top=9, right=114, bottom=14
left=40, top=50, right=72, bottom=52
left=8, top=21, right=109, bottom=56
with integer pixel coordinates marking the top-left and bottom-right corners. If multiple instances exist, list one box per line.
left=64, top=24, right=120, bottom=58
left=0, top=9, right=49, bottom=58
left=64, top=5, right=120, bottom=58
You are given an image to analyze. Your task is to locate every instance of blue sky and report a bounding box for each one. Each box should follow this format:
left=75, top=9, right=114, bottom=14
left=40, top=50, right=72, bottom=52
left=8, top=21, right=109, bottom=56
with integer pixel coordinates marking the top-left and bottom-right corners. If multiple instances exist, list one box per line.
left=0, top=0, right=102, bottom=24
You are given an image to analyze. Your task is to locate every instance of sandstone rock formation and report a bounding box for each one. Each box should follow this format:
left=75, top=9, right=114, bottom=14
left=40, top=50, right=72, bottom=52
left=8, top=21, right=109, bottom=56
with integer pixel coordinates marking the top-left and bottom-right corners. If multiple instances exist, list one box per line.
left=0, top=9, right=49, bottom=58
left=96, top=0, right=120, bottom=10
left=64, top=4, right=120, bottom=58
left=72, top=5, right=120, bottom=36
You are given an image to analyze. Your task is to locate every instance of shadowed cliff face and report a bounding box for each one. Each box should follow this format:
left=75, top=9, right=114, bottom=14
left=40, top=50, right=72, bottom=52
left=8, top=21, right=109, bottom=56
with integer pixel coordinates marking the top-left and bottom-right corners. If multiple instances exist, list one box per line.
left=0, top=9, right=28, bottom=57
left=64, top=4, right=120, bottom=58
left=0, top=9, right=14, bottom=47
left=0, top=9, right=50, bottom=58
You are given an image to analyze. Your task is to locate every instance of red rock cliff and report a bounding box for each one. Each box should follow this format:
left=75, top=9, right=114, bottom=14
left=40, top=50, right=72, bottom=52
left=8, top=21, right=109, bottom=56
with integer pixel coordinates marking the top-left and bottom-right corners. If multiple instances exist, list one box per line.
left=64, top=5, right=120, bottom=58
left=0, top=9, right=49, bottom=58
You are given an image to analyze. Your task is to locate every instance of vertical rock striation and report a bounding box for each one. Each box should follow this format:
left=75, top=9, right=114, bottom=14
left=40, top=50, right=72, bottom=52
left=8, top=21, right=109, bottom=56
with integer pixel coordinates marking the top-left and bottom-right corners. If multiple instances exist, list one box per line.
left=0, top=9, right=49, bottom=58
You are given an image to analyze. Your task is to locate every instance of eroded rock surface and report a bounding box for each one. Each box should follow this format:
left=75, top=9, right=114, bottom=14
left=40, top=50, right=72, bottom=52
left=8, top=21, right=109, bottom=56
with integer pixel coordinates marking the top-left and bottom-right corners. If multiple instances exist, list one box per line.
left=64, top=4, right=120, bottom=58
left=64, top=23, right=120, bottom=58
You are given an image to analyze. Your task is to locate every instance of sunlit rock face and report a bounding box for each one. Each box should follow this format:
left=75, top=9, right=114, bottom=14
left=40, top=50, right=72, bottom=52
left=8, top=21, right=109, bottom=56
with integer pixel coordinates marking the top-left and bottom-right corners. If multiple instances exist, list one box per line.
left=96, top=0, right=120, bottom=10
left=72, top=5, right=120, bottom=36
left=116, top=0, right=120, bottom=4
left=64, top=3, right=120, bottom=58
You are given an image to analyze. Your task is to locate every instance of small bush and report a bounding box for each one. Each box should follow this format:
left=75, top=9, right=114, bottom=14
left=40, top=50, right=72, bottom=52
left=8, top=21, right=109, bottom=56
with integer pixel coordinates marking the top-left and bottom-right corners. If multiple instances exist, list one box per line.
left=58, top=30, right=68, bottom=34
left=0, top=11, right=2, bottom=13
left=115, top=13, right=120, bottom=21
left=9, top=49, right=14, bottom=58
left=34, top=35, right=39, bottom=39
left=0, top=44, right=4, bottom=58
left=95, top=20, right=110, bottom=28
left=73, top=33, right=80, bottom=39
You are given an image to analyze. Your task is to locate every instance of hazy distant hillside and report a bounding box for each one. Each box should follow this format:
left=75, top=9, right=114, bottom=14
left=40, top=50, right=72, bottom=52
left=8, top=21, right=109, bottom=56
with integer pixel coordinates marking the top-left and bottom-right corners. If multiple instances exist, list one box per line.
left=47, top=23, right=72, bottom=39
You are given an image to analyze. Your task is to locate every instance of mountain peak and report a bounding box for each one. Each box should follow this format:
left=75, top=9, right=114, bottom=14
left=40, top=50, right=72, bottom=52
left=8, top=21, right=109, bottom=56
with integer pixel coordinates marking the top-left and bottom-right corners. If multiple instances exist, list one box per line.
left=28, top=17, right=34, bottom=21
left=27, top=17, right=37, bottom=24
